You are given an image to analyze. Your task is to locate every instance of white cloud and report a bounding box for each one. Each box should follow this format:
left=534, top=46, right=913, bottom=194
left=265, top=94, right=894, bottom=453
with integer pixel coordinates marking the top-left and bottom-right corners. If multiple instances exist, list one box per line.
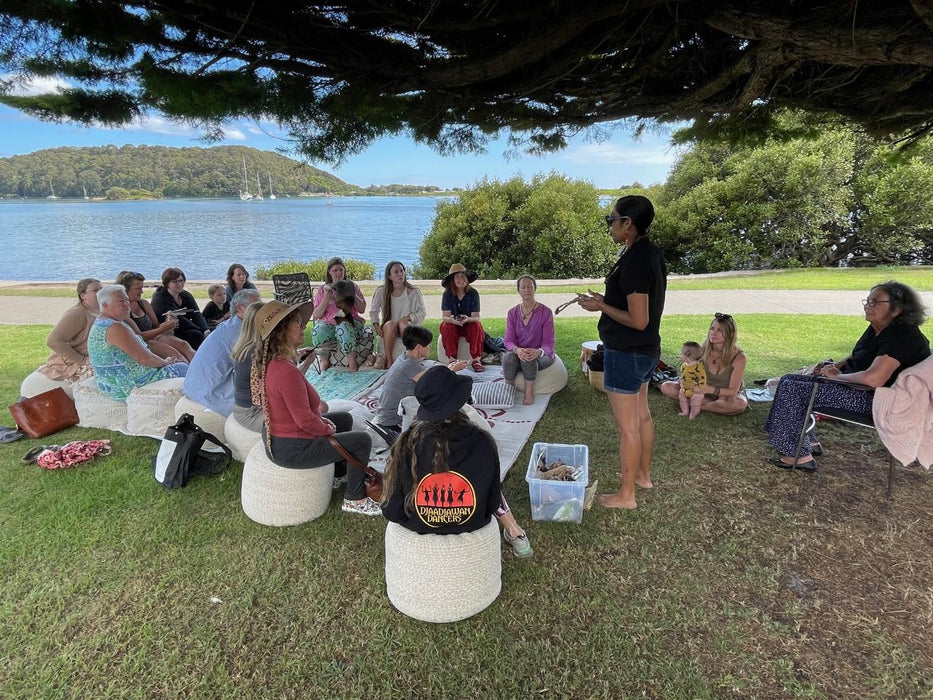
left=563, top=141, right=679, bottom=166
left=226, top=129, right=246, bottom=140
left=121, top=115, right=198, bottom=136
left=1, top=74, right=70, bottom=96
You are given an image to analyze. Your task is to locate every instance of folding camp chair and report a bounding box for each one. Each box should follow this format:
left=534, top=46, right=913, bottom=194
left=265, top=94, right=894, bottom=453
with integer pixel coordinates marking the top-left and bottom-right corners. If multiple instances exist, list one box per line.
left=792, top=376, right=897, bottom=498
left=272, top=273, right=313, bottom=305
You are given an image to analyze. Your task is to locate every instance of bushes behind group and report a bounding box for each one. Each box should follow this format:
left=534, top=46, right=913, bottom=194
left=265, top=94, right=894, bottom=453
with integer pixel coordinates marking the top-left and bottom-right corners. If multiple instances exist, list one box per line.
left=416, top=174, right=617, bottom=279
left=255, top=258, right=375, bottom=280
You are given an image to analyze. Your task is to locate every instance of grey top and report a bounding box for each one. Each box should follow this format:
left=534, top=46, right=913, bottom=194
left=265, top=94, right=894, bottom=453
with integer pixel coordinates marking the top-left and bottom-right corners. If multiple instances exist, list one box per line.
left=377, top=354, right=425, bottom=426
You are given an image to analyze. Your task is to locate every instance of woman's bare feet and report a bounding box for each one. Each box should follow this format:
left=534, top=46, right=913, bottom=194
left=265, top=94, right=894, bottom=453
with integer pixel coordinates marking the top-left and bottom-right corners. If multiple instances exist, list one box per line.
left=598, top=492, right=637, bottom=509
left=348, top=353, right=359, bottom=372
left=635, top=478, right=653, bottom=489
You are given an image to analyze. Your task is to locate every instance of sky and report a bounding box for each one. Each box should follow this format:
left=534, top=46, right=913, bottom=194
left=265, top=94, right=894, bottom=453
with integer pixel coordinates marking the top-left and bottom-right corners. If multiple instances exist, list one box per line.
left=0, top=94, right=683, bottom=190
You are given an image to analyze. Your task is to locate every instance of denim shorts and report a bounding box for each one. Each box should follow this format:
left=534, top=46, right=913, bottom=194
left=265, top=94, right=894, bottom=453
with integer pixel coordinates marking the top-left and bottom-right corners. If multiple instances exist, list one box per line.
left=603, top=348, right=658, bottom=394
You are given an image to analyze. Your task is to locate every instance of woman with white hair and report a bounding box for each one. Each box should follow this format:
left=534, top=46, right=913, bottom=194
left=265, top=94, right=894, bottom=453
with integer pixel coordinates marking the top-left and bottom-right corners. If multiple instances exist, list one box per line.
left=87, top=285, right=188, bottom=402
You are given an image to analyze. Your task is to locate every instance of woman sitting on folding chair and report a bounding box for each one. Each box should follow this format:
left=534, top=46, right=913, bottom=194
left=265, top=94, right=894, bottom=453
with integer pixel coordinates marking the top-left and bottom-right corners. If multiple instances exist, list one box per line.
left=764, top=281, right=929, bottom=471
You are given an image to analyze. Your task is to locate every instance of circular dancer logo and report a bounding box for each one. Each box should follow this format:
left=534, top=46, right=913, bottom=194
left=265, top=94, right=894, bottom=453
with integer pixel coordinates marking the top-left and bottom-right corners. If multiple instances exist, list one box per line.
left=414, top=471, right=476, bottom=528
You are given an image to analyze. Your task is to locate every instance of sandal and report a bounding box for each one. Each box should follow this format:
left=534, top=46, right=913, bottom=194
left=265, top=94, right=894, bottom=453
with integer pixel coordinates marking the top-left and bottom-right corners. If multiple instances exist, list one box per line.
left=471, top=358, right=485, bottom=372
left=21, top=445, right=47, bottom=464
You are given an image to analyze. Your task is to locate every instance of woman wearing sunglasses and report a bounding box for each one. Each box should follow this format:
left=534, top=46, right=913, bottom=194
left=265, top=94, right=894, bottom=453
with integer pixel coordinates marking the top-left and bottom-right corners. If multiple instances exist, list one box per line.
left=659, top=313, right=748, bottom=415
left=765, top=281, right=929, bottom=471
left=576, top=195, right=667, bottom=510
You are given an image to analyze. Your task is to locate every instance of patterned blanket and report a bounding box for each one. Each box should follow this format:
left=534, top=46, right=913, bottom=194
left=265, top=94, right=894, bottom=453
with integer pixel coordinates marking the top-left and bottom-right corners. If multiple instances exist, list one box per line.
left=335, top=365, right=550, bottom=481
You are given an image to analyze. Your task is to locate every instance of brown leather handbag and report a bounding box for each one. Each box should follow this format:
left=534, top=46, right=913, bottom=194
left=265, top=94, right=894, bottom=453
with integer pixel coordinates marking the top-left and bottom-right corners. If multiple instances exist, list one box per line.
left=9, top=388, right=80, bottom=439
left=326, top=434, right=383, bottom=501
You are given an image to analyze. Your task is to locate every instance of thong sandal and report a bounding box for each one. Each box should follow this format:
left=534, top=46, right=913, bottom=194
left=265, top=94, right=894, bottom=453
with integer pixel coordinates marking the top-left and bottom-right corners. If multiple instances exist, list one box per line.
left=471, top=358, right=485, bottom=372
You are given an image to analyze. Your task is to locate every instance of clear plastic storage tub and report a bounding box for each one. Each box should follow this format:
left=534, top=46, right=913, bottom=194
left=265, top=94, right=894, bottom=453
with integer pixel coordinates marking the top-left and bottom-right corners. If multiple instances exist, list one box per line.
left=525, top=443, right=589, bottom=523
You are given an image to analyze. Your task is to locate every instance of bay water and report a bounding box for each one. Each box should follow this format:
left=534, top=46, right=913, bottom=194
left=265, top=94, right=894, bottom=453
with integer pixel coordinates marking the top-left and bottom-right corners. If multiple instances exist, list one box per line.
left=0, top=196, right=445, bottom=281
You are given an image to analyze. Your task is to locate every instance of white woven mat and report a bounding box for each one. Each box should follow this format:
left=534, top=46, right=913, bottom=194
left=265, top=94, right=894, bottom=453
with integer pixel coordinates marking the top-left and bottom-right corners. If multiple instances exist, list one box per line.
left=342, top=364, right=550, bottom=481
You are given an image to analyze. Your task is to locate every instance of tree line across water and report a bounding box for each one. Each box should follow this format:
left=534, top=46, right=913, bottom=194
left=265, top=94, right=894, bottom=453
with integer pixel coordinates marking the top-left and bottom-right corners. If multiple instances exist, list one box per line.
left=0, top=145, right=439, bottom=199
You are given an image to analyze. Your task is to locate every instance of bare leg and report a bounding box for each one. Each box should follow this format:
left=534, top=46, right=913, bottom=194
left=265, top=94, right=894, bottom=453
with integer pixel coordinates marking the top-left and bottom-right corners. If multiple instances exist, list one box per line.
left=598, top=389, right=644, bottom=509
left=523, top=379, right=535, bottom=406
left=659, top=380, right=680, bottom=401
left=689, top=392, right=704, bottom=419
left=678, top=389, right=689, bottom=416
left=381, top=320, right=399, bottom=366
left=635, top=382, right=654, bottom=488
left=494, top=509, right=524, bottom=538
left=700, top=394, right=747, bottom=415
left=348, top=352, right=359, bottom=372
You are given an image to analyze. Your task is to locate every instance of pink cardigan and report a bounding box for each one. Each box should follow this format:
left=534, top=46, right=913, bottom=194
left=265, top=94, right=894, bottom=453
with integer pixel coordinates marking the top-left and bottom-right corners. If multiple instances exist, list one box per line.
left=873, top=355, right=933, bottom=469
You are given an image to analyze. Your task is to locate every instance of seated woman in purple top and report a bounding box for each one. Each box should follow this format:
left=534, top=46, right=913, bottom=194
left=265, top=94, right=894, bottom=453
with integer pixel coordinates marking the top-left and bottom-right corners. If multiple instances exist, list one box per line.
left=503, top=275, right=556, bottom=405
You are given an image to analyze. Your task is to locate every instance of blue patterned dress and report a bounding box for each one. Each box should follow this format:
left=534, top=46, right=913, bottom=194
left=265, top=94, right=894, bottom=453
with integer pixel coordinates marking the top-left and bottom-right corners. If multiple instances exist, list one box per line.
left=88, top=318, right=187, bottom=402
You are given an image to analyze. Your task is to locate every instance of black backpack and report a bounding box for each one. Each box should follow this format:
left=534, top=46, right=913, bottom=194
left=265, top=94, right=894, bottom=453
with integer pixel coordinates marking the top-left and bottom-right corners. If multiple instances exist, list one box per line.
left=152, top=413, right=232, bottom=489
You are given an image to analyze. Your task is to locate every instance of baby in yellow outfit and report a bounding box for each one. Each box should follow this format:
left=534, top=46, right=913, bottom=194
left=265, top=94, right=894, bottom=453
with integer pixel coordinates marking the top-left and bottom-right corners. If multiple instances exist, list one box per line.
left=679, top=341, right=707, bottom=419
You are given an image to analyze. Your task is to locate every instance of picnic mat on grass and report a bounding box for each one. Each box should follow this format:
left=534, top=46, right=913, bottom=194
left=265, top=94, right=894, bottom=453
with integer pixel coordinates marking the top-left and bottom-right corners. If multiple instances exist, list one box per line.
left=348, top=364, right=551, bottom=481
left=302, top=368, right=385, bottom=403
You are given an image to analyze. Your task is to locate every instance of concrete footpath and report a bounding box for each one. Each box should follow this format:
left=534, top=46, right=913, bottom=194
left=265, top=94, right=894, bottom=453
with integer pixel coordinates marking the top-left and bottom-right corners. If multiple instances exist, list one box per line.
left=3, top=285, right=929, bottom=325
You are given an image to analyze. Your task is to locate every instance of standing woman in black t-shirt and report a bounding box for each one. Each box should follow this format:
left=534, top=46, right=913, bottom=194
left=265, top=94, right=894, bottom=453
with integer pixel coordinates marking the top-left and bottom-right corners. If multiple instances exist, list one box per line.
left=577, top=196, right=667, bottom=509
left=764, top=281, right=929, bottom=471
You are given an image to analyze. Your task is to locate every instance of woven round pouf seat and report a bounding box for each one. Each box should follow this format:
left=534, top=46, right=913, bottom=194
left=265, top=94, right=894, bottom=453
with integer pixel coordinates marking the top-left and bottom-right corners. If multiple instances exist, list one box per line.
left=126, top=378, right=185, bottom=438
left=20, top=369, right=75, bottom=399
left=73, top=377, right=128, bottom=433
left=436, top=337, right=472, bottom=364
left=240, top=442, right=334, bottom=526
left=174, top=396, right=228, bottom=437
left=512, top=354, right=569, bottom=396
left=384, top=519, right=502, bottom=623
left=225, top=414, right=262, bottom=462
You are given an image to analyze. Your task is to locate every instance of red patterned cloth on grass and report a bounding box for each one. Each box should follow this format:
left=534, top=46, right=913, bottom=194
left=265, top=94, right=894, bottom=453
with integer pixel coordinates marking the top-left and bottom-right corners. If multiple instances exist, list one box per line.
left=36, top=440, right=112, bottom=470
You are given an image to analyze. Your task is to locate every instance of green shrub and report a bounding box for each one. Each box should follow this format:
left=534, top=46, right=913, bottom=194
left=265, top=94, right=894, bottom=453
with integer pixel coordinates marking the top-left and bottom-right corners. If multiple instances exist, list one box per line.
left=254, top=258, right=375, bottom=281
left=416, top=174, right=616, bottom=279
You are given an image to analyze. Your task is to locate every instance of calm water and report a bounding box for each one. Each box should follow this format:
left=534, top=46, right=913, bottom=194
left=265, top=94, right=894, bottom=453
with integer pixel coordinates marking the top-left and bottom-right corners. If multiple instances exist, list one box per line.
left=0, top=196, right=446, bottom=280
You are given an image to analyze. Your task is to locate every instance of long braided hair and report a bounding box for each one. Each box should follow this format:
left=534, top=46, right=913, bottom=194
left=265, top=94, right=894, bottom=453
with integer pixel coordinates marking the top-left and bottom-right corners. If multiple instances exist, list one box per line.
left=250, top=309, right=301, bottom=451
left=381, top=412, right=474, bottom=515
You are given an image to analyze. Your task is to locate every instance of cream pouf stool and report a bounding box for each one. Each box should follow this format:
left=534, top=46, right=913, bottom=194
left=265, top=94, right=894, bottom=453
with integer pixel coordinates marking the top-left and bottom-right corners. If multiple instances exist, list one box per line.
left=436, top=337, right=472, bottom=364
left=174, top=396, right=228, bottom=438
left=512, top=354, right=569, bottom=396
left=384, top=519, right=502, bottom=623
left=241, top=441, right=334, bottom=526
left=125, top=378, right=185, bottom=438
left=73, top=377, right=128, bottom=433
left=224, top=414, right=262, bottom=462
left=20, top=369, right=75, bottom=399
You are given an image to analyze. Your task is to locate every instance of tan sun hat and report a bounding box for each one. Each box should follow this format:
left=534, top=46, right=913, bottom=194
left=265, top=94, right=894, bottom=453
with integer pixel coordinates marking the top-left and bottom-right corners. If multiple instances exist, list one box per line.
left=441, top=263, right=478, bottom=288
left=254, top=300, right=313, bottom=340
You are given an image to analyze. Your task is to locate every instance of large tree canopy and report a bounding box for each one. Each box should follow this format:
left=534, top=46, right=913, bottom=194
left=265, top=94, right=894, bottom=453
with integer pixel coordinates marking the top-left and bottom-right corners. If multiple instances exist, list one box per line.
left=2, top=1, right=933, bottom=161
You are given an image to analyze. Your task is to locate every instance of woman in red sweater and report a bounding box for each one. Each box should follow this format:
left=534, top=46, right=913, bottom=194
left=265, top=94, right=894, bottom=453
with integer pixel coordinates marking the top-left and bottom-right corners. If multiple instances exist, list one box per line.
left=251, top=300, right=380, bottom=516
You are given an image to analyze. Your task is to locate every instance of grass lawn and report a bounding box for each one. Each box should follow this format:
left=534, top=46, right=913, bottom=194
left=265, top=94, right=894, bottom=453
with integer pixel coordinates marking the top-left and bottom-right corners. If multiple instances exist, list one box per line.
left=1, top=316, right=931, bottom=697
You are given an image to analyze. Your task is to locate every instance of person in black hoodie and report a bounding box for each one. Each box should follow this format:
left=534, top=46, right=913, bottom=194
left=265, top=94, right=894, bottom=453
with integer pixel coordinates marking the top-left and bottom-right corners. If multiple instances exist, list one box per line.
left=150, top=267, right=210, bottom=350
left=381, top=365, right=533, bottom=558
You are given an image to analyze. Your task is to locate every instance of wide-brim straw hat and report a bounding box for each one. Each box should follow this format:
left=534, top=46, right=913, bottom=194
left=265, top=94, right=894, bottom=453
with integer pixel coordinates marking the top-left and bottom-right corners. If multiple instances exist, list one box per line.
left=415, top=365, right=474, bottom=421
left=255, top=300, right=313, bottom=340
left=442, top=263, right=478, bottom=288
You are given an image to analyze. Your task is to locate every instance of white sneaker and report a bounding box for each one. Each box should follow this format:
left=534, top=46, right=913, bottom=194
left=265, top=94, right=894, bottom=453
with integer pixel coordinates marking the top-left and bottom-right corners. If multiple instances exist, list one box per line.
left=341, top=497, right=382, bottom=516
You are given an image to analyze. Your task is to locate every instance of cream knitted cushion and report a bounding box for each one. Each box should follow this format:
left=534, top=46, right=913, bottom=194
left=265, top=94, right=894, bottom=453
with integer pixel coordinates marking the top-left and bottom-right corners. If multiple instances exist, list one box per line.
left=73, top=377, right=128, bottom=432
left=126, top=377, right=185, bottom=438
left=174, top=396, right=228, bottom=438
left=240, top=442, right=334, bottom=526
left=224, top=413, right=262, bottom=462
left=384, top=519, right=502, bottom=623
left=436, top=337, right=471, bottom=364
left=20, top=369, right=73, bottom=399
left=512, top=354, right=569, bottom=396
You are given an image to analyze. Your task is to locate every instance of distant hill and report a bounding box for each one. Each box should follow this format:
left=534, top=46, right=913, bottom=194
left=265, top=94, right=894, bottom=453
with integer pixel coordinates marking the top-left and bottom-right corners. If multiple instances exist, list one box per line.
left=0, top=145, right=362, bottom=199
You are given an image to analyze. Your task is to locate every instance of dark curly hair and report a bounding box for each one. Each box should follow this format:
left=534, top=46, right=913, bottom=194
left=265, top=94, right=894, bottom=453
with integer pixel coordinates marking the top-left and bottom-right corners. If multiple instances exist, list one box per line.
left=871, top=281, right=927, bottom=327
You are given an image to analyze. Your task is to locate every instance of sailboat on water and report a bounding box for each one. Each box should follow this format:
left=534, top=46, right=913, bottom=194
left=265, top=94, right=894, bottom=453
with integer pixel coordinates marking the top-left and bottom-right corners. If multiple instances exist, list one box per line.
left=46, top=180, right=59, bottom=200
left=239, top=157, right=253, bottom=200
left=268, top=174, right=276, bottom=200
left=254, top=172, right=264, bottom=201
left=83, top=185, right=90, bottom=200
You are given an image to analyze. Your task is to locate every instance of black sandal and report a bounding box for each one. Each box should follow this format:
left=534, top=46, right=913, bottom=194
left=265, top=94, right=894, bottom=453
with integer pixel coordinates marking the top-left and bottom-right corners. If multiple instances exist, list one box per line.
left=768, top=457, right=817, bottom=472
